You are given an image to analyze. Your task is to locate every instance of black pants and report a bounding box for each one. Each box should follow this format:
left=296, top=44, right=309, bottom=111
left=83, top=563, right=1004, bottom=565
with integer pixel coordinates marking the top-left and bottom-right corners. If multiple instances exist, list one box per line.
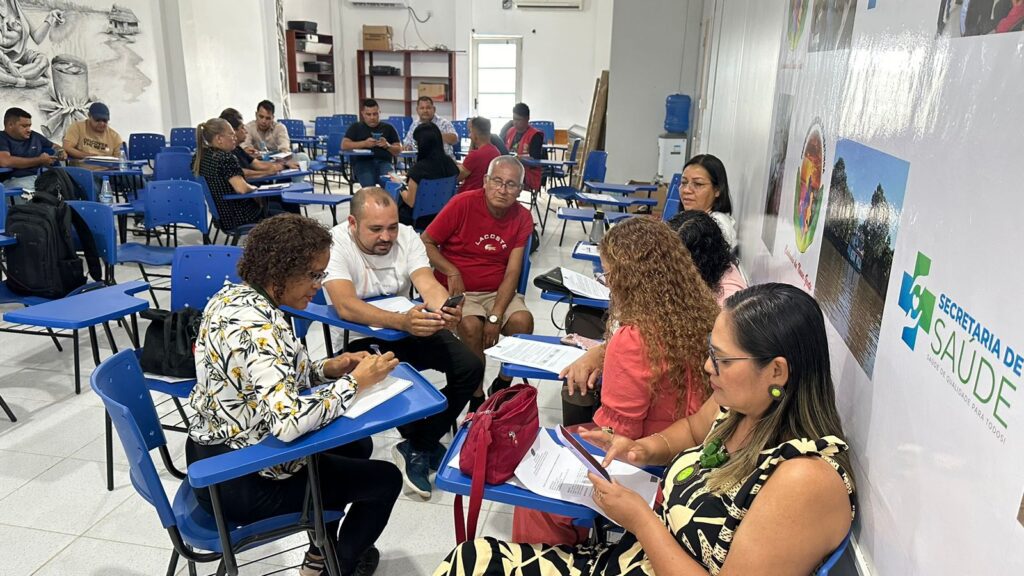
left=346, top=330, right=483, bottom=451
left=185, top=437, right=401, bottom=573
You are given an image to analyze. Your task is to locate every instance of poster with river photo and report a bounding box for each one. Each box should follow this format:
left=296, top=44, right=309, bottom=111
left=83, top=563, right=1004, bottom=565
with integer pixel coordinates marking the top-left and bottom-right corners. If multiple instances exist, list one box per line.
left=815, top=139, right=909, bottom=377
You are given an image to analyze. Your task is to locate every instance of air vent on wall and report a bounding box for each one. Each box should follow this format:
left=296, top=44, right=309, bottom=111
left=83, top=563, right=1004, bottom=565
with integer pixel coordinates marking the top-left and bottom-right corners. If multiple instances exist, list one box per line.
left=349, top=0, right=406, bottom=7
left=516, top=0, right=583, bottom=9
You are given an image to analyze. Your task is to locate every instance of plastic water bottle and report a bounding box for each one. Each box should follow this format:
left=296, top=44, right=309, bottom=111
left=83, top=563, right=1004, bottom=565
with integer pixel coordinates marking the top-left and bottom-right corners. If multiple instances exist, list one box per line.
left=589, top=210, right=606, bottom=245
left=259, top=141, right=269, bottom=161
left=99, top=176, right=114, bottom=206
left=118, top=146, right=127, bottom=171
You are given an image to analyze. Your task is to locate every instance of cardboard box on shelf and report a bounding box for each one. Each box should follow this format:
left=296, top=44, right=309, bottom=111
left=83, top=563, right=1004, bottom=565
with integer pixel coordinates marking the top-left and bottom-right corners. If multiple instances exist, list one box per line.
left=418, top=82, right=447, bottom=101
left=362, top=25, right=393, bottom=51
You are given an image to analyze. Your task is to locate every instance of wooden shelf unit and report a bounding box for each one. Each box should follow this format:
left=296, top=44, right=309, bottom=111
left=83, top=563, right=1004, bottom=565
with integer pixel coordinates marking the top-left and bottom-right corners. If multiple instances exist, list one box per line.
left=286, top=29, right=336, bottom=94
left=357, top=49, right=456, bottom=116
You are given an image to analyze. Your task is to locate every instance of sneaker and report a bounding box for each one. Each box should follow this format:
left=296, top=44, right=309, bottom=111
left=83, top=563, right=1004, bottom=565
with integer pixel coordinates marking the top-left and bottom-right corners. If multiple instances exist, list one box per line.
left=348, top=546, right=380, bottom=576
left=392, top=440, right=432, bottom=498
left=487, top=375, right=513, bottom=396
left=428, top=442, right=447, bottom=472
left=298, top=551, right=325, bottom=576
left=467, top=393, right=485, bottom=414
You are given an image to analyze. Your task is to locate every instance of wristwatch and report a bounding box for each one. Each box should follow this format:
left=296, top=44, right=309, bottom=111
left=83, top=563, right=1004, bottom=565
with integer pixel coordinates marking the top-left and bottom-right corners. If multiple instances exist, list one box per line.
left=487, top=314, right=500, bottom=324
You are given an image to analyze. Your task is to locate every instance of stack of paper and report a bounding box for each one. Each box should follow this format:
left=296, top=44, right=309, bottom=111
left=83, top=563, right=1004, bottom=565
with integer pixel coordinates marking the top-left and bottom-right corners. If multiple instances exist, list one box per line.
left=85, top=155, right=120, bottom=162
left=485, top=337, right=585, bottom=374
left=560, top=267, right=610, bottom=300
left=257, top=183, right=290, bottom=191
left=365, top=296, right=418, bottom=331
left=578, top=192, right=619, bottom=204
left=342, top=376, right=412, bottom=419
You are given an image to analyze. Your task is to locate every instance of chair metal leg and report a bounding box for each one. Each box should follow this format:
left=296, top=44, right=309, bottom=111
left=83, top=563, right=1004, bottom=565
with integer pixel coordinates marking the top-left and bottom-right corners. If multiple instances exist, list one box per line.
left=0, top=393, right=16, bottom=422
left=72, top=329, right=80, bottom=394
left=171, top=397, right=190, bottom=428
left=166, top=550, right=180, bottom=576
left=45, top=327, right=63, bottom=352
left=208, top=485, right=240, bottom=576
left=105, top=412, right=114, bottom=491
left=137, top=263, right=160, bottom=307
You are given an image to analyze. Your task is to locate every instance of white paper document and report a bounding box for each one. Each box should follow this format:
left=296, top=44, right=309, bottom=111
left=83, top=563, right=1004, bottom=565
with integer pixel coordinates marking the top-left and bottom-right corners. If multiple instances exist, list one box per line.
left=85, top=155, right=121, bottom=162
left=559, top=267, right=610, bottom=300
left=578, top=192, right=619, bottom=204
left=365, top=296, right=418, bottom=330
left=268, top=151, right=292, bottom=160
left=485, top=337, right=586, bottom=374
left=342, top=376, right=412, bottom=419
left=574, top=243, right=600, bottom=257
left=514, top=431, right=660, bottom=516
left=143, top=372, right=193, bottom=384
left=257, top=183, right=290, bottom=191
left=277, top=168, right=300, bottom=175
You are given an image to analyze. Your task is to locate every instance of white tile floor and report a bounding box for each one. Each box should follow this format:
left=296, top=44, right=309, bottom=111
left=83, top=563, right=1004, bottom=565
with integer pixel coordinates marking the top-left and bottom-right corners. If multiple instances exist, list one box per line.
left=0, top=184, right=594, bottom=576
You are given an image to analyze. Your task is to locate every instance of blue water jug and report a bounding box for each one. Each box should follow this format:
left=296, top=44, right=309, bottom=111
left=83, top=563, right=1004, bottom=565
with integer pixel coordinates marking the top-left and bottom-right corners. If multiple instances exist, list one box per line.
left=664, top=94, right=691, bottom=134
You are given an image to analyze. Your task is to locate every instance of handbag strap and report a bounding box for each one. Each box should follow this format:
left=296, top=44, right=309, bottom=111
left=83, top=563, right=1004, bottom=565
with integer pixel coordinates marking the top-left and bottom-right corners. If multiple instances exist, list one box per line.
left=454, top=415, right=492, bottom=543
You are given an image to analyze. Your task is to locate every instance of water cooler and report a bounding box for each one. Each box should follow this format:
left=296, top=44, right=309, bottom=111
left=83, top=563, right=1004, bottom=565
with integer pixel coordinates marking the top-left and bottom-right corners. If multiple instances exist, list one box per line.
left=658, top=94, right=691, bottom=181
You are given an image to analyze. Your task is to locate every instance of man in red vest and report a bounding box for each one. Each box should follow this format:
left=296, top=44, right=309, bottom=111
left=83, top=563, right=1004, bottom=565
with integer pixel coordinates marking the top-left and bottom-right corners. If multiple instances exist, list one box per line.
left=503, top=102, right=544, bottom=192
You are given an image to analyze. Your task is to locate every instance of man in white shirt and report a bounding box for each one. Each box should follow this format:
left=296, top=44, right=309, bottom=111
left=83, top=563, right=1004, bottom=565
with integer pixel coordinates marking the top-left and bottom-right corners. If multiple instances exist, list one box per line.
left=323, top=187, right=483, bottom=499
left=402, top=97, right=458, bottom=157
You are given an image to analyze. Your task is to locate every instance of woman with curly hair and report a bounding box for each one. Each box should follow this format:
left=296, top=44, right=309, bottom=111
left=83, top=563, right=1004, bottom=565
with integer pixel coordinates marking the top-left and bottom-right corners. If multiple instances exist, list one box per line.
left=186, top=214, right=401, bottom=576
left=513, top=217, right=720, bottom=546
left=668, top=210, right=747, bottom=305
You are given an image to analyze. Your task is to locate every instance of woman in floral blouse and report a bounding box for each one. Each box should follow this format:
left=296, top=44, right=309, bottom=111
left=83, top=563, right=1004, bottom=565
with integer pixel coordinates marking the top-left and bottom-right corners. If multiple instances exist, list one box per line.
left=186, top=214, right=400, bottom=576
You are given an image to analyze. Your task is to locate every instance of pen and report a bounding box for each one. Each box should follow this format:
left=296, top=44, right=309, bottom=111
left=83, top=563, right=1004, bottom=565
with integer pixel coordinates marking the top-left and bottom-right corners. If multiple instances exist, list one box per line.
left=370, top=344, right=382, bottom=356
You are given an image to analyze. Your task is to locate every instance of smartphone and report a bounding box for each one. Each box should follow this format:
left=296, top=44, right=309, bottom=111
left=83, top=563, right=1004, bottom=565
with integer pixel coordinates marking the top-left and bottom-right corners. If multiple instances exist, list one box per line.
left=557, top=425, right=611, bottom=481
left=560, top=333, right=603, bottom=351
left=429, top=293, right=465, bottom=313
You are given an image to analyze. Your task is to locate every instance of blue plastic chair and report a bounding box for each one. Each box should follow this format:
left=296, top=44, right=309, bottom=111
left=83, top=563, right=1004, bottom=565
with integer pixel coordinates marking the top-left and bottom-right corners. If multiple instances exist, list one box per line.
left=279, top=118, right=306, bottom=140
left=129, top=133, right=167, bottom=162
left=531, top=120, right=555, bottom=144
left=386, top=116, right=412, bottom=141
left=662, top=173, right=682, bottom=221
left=314, top=115, right=342, bottom=139
left=64, top=166, right=97, bottom=202
left=67, top=202, right=120, bottom=283
left=553, top=150, right=609, bottom=245
left=517, top=232, right=533, bottom=296
left=197, top=176, right=256, bottom=246
left=161, top=145, right=192, bottom=154
left=169, top=127, right=197, bottom=151
left=332, top=114, right=356, bottom=134
left=92, top=349, right=345, bottom=576
left=816, top=531, right=852, bottom=576
left=452, top=119, right=468, bottom=139
left=154, top=151, right=194, bottom=181
left=411, top=175, right=457, bottom=231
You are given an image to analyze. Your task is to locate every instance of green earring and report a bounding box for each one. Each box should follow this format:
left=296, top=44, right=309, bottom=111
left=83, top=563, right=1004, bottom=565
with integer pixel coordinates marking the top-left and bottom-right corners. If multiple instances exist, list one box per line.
left=768, top=384, right=785, bottom=401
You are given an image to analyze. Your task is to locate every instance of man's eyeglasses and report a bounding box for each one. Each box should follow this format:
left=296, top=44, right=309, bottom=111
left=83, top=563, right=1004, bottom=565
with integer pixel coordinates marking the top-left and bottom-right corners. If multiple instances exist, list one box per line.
left=706, top=333, right=767, bottom=375
left=487, top=176, right=522, bottom=192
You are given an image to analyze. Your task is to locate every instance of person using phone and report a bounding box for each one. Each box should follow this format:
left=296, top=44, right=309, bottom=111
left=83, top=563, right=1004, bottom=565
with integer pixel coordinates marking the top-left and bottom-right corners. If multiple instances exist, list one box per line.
left=342, top=98, right=402, bottom=187
left=435, top=283, right=856, bottom=576
left=323, top=187, right=483, bottom=501
left=186, top=215, right=401, bottom=576
left=514, top=217, right=721, bottom=546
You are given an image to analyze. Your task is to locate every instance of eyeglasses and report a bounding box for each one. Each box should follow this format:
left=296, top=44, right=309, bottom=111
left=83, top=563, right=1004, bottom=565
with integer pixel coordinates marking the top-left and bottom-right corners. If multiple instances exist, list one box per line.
left=706, top=333, right=767, bottom=375
left=680, top=179, right=710, bottom=190
left=308, top=270, right=328, bottom=283
left=487, top=176, right=522, bottom=192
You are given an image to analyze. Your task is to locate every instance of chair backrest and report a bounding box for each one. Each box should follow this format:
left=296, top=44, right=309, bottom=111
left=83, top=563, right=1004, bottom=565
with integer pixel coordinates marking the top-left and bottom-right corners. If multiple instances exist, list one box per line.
left=91, top=349, right=177, bottom=528
left=129, top=133, right=167, bottom=161
left=581, top=150, right=608, bottom=183
left=315, top=116, right=341, bottom=137
left=161, top=146, right=192, bottom=154
left=194, top=176, right=221, bottom=222
left=171, top=245, right=243, bottom=311
left=662, top=172, right=682, bottom=221
left=154, top=152, right=194, bottom=181
left=815, top=531, right=852, bottom=576
left=531, top=121, right=555, bottom=144
left=169, top=127, right=197, bottom=151
left=386, top=116, right=412, bottom=140
left=452, top=120, right=468, bottom=139
left=567, top=138, right=581, bottom=162
left=143, top=179, right=210, bottom=236
left=383, top=180, right=402, bottom=201
left=411, top=175, right=457, bottom=225
left=67, top=201, right=118, bottom=267
left=325, top=132, right=344, bottom=157
left=279, top=118, right=306, bottom=139
left=517, top=232, right=533, bottom=295
left=332, top=114, right=356, bottom=134
left=0, top=185, right=6, bottom=232
left=64, top=166, right=97, bottom=202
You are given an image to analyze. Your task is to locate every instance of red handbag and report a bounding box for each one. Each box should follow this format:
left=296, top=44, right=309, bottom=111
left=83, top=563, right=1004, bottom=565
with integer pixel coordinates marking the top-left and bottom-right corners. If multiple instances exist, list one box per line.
left=454, top=383, right=539, bottom=543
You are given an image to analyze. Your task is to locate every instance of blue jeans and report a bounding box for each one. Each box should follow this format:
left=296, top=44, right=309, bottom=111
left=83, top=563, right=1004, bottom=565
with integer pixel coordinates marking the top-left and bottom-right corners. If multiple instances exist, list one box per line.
left=4, top=174, right=37, bottom=205
left=352, top=158, right=394, bottom=188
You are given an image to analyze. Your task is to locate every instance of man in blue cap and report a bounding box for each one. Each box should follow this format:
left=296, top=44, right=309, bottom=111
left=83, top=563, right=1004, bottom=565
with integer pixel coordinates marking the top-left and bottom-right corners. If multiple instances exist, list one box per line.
left=63, top=102, right=124, bottom=170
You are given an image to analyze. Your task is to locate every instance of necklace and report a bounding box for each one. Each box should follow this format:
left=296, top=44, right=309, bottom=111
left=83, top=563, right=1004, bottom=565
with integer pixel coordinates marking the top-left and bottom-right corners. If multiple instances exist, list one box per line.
left=674, top=438, right=730, bottom=484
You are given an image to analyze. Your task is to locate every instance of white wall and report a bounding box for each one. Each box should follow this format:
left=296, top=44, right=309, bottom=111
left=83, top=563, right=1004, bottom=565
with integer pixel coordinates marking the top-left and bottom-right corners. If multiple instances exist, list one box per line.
left=280, top=0, right=611, bottom=129
left=604, top=0, right=703, bottom=183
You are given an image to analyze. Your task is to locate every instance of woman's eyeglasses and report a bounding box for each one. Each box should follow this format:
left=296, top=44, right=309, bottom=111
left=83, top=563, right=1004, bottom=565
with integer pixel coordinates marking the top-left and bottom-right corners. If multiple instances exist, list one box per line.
left=706, top=333, right=767, bottom=375
left=308, top=270, right=328, bottom=283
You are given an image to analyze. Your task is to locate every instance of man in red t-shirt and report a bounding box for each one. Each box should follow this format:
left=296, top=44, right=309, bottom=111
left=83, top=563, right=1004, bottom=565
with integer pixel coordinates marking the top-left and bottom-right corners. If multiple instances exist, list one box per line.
left=423, top=155, right=535, bottom=403
left=457, top=116, right=501, bottom=193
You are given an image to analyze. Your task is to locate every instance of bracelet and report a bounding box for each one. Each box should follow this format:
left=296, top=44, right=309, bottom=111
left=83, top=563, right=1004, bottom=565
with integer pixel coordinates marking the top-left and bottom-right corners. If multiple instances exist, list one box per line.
left=651, top=432, right=674, bottom=457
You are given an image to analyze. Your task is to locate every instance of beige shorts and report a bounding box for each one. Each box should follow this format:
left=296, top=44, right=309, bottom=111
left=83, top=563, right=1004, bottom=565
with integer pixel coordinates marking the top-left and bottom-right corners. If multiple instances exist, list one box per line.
left=461, top=291, right=530, bottom=327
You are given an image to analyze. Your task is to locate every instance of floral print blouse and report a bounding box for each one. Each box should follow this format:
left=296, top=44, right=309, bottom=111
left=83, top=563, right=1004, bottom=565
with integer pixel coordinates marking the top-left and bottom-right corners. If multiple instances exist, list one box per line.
left=188, top=282, right=357, bottom=479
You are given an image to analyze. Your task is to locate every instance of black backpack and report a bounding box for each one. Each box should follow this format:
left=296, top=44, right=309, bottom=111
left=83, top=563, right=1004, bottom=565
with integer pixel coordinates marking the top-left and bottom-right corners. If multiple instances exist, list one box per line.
left=138, top=308, right=203, bottom=378
left=4, top=187, right=102, bottom=299
left=35, top=167, right=88, bottom=202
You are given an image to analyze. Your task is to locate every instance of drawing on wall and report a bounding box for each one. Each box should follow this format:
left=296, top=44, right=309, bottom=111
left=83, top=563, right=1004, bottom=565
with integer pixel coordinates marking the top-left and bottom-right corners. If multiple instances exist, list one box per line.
left=816, top=139, right=909, bottom=377
left=938, top=0, right=1024, bottom=37
left=788, top=0, right=810, bottom=50
left=762, top=93, right=793, bottom=253
left=0, top=0, right=149, bottom=139
left=793, top=120, right=825, bottom=253
left=809, top=0, right=857, bottom=51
